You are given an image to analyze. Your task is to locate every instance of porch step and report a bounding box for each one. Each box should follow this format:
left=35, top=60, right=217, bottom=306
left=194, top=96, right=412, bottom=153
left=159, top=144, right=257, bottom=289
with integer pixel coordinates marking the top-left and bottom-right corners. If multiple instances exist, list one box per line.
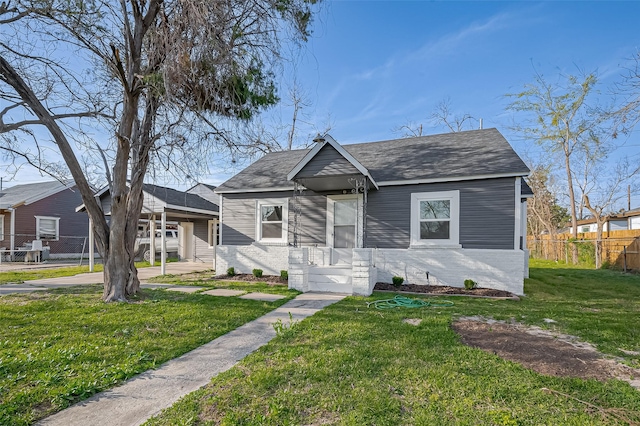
left=308, top=266, right=352, bottom=293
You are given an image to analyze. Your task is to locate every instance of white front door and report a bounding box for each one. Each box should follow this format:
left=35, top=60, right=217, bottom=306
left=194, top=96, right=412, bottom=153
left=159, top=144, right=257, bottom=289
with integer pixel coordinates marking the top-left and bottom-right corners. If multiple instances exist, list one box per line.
left=327, top=196, right=359, bottom=265
left=179, top=222, right=194, bottom=261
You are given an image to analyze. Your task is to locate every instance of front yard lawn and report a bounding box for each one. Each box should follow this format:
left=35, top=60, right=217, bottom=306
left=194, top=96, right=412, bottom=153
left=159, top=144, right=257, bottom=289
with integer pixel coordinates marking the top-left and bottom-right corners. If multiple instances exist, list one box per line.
left=0, top=284, right=298, bottom=425
left=146, top=260, right=640, bottom=425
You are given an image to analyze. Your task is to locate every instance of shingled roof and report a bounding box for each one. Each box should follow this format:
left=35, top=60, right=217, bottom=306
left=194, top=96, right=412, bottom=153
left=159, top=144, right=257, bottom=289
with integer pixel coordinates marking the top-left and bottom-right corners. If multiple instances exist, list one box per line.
left=0, top=180, right=76, bottom=209
left=216, top=128, right=529, bottom=193
left=143, top=183, right=218, bottom=212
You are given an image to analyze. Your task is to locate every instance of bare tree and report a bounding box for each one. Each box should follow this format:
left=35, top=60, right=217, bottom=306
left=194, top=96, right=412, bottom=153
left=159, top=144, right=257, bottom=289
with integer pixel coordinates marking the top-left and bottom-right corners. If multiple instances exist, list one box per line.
left=579, top=153, right=639, bottom=268
left=393, top=98, right=477, bottom=138
left=0, top=0, right=320, bottom=301
left=612, top=50, right=640, bottom=136
left=506, top=70, right=603, bottom=263
left=526, top=165, right=569, bottom=238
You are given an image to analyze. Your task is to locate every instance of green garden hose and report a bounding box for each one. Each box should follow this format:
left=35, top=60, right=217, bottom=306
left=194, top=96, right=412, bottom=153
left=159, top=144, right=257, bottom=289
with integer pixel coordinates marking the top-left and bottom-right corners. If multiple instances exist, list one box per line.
left=367, top=295, right=454, bottom=310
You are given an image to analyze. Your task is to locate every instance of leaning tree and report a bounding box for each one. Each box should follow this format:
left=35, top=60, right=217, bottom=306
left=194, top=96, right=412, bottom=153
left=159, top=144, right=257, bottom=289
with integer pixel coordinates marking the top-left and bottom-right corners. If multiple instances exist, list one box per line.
left=0, top=0, right=320, bottom=301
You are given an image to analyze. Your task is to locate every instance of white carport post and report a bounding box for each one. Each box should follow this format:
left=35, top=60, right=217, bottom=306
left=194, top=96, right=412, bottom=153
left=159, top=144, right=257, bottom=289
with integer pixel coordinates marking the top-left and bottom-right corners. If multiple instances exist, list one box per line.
left=212, top=218, right=217, bottom=270
left=161, top=211, right=167, bottom=275
left=88, top=217, right=94, bottom=272
left=149, top=215, right=156, bottom=265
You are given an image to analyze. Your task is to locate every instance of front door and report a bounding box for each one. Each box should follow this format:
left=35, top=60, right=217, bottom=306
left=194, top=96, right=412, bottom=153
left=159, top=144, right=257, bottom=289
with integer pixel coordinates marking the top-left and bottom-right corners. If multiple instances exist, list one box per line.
left=328, top=197, right=358, bottom=264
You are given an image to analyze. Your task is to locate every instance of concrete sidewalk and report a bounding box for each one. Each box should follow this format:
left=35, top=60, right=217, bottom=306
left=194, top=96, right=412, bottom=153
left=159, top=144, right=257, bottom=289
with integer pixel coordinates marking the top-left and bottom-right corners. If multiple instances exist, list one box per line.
left=0, top=262, right=212, bottom=295
left=38, top=292, right=346, bottom=426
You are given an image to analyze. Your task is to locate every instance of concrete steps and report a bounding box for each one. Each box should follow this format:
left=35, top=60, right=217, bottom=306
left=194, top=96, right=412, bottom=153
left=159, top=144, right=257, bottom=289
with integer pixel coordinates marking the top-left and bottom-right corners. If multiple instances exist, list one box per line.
left=308, top=265, right=352, bottom=293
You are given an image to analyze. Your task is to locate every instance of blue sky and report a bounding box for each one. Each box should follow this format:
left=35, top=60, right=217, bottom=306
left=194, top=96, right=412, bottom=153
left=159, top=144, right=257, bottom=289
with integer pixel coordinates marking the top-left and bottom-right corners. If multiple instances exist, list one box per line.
left=5, top=1, right=640, bottom=206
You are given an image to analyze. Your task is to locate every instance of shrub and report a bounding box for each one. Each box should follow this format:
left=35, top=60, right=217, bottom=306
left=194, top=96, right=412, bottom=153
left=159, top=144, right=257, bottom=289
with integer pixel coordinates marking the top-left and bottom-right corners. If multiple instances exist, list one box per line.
left=392, top=276, right=404, bottom=287
left=280, top=270, right=288, bottom=280
left=252, top=268, right=263, bottom=278
left=464, top=279, right=478, bottom=290
left=227, top=267, right=235, bottom=276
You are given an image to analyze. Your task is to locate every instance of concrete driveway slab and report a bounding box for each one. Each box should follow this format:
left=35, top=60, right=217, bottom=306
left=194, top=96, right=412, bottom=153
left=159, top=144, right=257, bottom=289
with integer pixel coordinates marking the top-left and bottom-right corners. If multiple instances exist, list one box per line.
left=240, top=292, right=287, bottom=302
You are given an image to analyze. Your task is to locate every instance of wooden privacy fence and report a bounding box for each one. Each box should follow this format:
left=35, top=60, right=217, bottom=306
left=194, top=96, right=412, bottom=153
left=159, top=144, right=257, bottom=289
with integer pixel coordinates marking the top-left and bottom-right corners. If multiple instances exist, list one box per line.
left=527, top=229, right=640, bottom=270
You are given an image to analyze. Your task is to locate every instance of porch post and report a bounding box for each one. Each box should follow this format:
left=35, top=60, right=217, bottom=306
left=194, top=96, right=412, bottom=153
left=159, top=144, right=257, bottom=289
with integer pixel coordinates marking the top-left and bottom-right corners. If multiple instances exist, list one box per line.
left=149, top=215, right=156, bottom=264
left=161, top=211, right=166, bottom=275
left=88, top=217, right=94, bottom=272
left=212, top=218, right=217, bottom=270
left=9, top=207, right=15, bottom=253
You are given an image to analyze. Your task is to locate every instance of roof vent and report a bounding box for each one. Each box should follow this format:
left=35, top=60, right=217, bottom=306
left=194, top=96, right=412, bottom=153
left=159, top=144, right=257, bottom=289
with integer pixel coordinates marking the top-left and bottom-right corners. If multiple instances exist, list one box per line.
left=313, top=133, right=326, bottom=143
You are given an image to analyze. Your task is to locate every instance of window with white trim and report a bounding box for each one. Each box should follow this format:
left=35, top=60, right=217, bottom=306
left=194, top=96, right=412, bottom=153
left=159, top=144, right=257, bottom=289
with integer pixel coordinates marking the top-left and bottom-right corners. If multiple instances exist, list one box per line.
left=256, top=199, right=288, bottom=243
left=410, top=190, right=460, bottom=247
left=35, top=216, right=60, bottom=241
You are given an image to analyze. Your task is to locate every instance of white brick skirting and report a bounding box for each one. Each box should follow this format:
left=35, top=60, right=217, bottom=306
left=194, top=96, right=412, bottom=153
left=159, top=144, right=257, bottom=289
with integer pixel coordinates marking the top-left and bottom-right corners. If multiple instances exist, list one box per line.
left=374, top=248, right=525, bottom=295
left=216, top=244, right=289, bottom=276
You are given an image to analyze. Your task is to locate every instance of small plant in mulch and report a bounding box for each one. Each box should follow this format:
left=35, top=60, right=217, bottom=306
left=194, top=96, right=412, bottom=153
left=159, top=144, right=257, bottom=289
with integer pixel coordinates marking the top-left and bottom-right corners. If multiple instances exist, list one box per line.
left=464, top=279, right=478, bottom=290
left=280, top=270, right=288, bottom=280
left=226, top=267, right=235, bottom=277
left=392, top=276, right=404, bottom=287
left=252, top=269, right=263, bottom=278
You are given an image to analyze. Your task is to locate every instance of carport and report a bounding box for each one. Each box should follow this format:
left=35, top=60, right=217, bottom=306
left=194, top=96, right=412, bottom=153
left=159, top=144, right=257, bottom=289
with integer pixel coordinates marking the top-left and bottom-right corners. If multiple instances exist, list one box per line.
left=77, top=183, right=219, bottom=274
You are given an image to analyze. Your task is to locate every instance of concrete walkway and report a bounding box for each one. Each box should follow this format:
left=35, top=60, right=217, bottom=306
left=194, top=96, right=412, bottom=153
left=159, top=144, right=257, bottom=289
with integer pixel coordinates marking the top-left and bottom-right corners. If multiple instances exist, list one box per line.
left=38, top=292, right=346, bottom=426
left=0, top=262, right=212, bottom=295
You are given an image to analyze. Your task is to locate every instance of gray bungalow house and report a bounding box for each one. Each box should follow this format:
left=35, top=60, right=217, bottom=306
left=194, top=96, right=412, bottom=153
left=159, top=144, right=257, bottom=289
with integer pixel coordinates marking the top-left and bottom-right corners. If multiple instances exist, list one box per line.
left=215, top=128, right=531, bottom=295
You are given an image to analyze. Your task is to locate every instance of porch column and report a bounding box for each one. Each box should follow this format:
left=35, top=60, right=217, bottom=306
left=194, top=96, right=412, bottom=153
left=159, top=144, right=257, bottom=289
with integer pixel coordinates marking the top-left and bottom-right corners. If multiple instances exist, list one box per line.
left=352, top=248, right=376, bottom=296
left=212, top=218, right=217, bottom=270
left=88, top=217, right=94, bottom=272
left=288, top=247, right=309, bottom=292
left=161, top=211, right=166, bottom=275
left=149, top=215, right=156, bottom=265
left=9, top=207, right=15, bottom=253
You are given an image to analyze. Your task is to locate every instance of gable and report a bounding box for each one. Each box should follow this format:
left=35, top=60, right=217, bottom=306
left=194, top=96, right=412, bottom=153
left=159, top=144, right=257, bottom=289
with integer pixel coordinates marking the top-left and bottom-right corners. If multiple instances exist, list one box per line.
left=294, top=144, right=360, bottom=178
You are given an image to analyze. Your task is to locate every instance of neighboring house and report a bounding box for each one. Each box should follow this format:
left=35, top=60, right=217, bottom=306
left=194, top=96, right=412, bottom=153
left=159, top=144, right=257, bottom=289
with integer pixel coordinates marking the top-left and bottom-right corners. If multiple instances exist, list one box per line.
left=215, top=128, right=531, bottom=295
left=0, top=180, right=89, bottom=258
left=187, top=183, right=218, bottom=205
left=79, top=183, right=219, bottom=265
left=567, top=207, right=640, bottom=233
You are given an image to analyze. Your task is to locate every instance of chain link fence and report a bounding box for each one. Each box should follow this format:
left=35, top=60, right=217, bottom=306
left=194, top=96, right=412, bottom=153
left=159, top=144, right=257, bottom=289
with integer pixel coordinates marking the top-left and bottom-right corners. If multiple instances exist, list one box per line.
left=1, top=234, right=93, bottom=263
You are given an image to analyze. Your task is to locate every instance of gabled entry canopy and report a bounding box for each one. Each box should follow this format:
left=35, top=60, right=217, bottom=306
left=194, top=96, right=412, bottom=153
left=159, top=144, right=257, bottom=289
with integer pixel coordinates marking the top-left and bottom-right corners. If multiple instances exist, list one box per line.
left=287, top=134, right=379, bottom=192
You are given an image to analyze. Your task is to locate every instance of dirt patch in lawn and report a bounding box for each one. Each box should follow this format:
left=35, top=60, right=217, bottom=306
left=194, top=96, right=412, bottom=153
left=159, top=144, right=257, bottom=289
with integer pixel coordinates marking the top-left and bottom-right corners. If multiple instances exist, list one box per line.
left=374, top=282, right=515, bottom=298
left=452, top=318, right=640, bottom=389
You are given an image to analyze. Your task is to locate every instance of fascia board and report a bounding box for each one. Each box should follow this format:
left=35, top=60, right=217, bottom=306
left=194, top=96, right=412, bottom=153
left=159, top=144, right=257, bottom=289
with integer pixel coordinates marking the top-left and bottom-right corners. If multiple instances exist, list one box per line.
left=377, top=172, right=529, bottom=187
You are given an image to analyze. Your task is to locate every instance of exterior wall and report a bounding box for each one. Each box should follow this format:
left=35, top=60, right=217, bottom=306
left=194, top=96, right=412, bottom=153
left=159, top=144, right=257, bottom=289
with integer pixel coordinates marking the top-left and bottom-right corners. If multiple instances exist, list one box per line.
left=193, top=219, right=214, bottom=264
left=295, top=144, right=359, bottom=178
left=366, top=177, right=516, bottom=249
left=373, top=248, right=525, bottom=295
left=216, top=244, right=289, bottom=276
left=221, top=191, right=327, bottom=246
left=1, top=187, right=90, bottom=255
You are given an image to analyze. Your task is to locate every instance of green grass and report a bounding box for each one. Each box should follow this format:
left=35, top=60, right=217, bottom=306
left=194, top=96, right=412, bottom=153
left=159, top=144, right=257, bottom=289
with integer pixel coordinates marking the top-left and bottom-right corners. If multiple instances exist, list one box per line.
left=0, top=284, right=298, bottom=425
left=0, top=261, right=165, bottom=285
left=146, top=259, right=640, bottom=425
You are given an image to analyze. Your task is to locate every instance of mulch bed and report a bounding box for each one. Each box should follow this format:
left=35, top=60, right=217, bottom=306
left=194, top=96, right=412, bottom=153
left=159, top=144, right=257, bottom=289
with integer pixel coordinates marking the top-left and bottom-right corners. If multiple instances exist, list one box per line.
left=213, top=274, right=287, bottom=285
left=374, top=282, right=516, bottom=298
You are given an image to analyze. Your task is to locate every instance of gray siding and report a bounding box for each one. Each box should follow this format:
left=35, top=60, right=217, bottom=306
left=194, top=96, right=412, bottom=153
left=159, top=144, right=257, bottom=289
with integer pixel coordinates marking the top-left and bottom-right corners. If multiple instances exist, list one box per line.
left=296, top=144, right=359, bottom=178
left=366, top=178, right=516, bottom=249
left=193, top=219, right=214, bottom=263
left=221, top=191, right=326, bottom=246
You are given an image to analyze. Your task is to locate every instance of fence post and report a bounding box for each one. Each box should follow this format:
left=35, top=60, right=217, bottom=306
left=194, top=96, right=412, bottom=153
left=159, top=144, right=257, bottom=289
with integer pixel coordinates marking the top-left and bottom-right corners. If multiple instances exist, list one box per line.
left=623, top=246, right=627, bottom=273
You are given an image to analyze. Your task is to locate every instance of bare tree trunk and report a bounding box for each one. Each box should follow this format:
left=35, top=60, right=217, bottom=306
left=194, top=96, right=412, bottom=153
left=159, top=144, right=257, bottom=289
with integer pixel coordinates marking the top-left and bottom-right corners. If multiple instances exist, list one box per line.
left=564, top=146, right=579, bottom=264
